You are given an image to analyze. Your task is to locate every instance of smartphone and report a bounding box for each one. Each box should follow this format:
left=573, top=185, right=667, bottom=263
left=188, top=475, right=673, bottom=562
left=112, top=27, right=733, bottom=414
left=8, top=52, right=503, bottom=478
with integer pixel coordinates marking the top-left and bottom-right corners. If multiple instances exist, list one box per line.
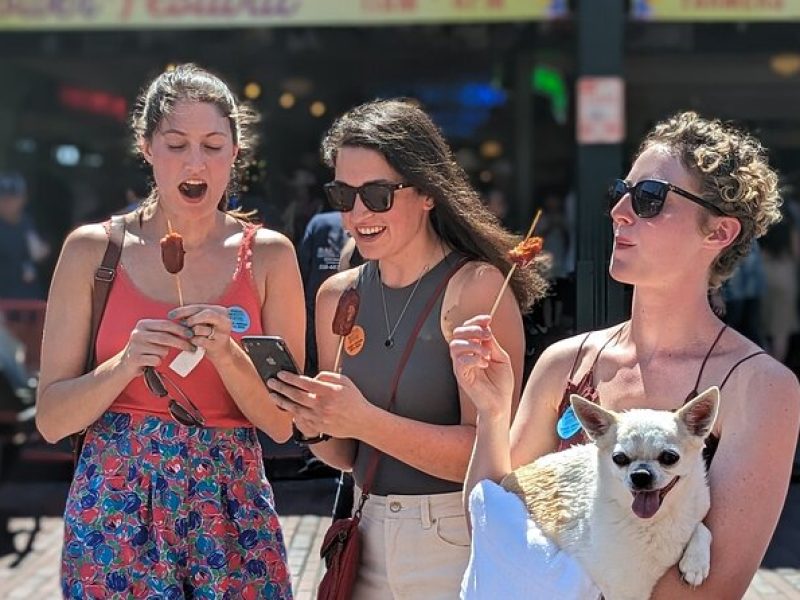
left=242, top=335, right=301, bottom=382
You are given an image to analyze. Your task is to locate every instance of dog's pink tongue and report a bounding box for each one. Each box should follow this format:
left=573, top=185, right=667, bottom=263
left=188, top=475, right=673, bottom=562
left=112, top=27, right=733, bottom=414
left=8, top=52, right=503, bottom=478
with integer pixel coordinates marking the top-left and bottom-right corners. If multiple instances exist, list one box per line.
left=632, top=491, right=661, bottom=519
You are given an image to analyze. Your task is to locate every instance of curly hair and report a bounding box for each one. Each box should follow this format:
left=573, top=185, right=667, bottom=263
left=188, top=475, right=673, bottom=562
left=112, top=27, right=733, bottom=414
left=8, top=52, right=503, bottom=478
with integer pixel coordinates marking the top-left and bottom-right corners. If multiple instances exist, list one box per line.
left=638, top=111, right=782, bottom=288
left=321, top=98, right=548, bottom=311
left=131, top=63, right=259, bottom=216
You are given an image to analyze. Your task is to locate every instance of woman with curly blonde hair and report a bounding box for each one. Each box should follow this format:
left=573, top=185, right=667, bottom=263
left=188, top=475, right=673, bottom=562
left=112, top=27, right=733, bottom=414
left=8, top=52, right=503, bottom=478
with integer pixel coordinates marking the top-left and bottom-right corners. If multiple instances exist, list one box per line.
left=452, top=111, right=800, bottom=598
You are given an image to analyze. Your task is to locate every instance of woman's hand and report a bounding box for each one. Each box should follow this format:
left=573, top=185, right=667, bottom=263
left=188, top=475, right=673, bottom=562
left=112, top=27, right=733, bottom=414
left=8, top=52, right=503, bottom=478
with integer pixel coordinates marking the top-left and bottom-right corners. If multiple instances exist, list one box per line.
left=168, top=304, right=234, bottom=363
left=121, top=318, right=195, bottom=375
left=449, top=314, right=514, bottom=419
left=266, top=371, right=371, bottom=440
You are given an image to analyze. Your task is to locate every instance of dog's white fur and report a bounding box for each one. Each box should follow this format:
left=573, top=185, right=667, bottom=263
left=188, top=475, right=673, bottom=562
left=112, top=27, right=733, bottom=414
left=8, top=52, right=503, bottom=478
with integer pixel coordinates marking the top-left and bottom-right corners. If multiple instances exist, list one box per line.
left=501, top=387, right=719, bottom=600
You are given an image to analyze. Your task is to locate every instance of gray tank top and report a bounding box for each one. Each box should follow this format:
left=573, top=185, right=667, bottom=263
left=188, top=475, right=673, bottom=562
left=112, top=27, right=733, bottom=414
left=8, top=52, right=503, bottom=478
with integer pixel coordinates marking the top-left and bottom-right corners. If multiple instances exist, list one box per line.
left=344, top=253, right=466, bottom=496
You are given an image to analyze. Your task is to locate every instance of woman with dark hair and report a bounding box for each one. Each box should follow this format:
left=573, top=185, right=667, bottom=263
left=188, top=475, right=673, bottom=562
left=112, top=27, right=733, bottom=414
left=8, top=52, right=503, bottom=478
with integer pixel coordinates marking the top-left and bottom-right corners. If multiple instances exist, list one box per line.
left=452, top=111, right=800, bottom=598
left=37, top=64, right=302, bottom=598
left=268, top=99, right=547, bottom=598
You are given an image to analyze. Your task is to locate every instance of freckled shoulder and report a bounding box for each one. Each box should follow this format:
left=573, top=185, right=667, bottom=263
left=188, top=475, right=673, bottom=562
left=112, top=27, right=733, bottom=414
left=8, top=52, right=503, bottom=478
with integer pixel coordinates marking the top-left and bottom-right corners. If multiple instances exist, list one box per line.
left=317, top=268, right=361, bottom=304
left=442, top=260, right=505, bottom=326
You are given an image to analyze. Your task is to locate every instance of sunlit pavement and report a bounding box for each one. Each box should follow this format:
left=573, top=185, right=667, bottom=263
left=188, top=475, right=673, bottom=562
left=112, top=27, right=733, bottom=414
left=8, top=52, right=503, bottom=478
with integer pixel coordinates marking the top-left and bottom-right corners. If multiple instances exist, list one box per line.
left=0, top=480, right=798, bottom=599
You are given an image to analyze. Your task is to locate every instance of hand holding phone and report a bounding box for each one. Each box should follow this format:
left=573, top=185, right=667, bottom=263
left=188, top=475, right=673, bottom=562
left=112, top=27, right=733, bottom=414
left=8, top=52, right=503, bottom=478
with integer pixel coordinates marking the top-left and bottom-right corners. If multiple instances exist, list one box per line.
left=242, top=336, right=300, bottom=383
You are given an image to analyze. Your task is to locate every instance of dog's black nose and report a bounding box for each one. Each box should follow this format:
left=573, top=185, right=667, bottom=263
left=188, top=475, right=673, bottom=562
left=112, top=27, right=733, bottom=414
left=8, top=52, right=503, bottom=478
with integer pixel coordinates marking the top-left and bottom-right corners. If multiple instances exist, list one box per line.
left=630, top=468, right=653, bottom=489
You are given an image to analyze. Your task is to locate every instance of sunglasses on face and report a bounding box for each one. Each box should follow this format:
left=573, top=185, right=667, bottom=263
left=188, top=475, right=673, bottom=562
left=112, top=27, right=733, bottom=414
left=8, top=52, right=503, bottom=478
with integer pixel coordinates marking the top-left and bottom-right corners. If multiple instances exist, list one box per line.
left=143, top=367, right=205, bottom=427
left=323, top=180, right=413, bottom=213
left=608, top=178, right=725, bottom=219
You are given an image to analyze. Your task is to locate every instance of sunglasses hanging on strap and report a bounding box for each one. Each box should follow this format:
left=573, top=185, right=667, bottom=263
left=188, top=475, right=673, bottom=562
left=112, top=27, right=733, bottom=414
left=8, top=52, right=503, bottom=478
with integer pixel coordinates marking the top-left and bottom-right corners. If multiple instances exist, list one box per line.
left=70, top=215, right=126, bottom=468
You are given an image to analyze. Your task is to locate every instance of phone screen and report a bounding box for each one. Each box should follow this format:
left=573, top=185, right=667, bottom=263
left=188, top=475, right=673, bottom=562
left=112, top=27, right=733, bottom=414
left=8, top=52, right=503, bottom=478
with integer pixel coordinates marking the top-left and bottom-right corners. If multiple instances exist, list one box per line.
left=242, top=336, right=300, bottom=382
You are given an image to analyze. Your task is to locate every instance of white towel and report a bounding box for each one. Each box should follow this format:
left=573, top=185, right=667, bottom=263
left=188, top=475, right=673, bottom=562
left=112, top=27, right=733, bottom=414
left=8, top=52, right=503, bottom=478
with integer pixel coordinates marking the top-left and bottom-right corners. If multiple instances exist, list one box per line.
left=460, top=479, right=601, bottom=600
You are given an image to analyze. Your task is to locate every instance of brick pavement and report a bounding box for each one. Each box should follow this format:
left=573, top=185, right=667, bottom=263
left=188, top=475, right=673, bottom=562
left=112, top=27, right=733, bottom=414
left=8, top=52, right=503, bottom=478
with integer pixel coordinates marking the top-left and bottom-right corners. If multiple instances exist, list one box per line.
left=0, top=482, right=798, bottom=599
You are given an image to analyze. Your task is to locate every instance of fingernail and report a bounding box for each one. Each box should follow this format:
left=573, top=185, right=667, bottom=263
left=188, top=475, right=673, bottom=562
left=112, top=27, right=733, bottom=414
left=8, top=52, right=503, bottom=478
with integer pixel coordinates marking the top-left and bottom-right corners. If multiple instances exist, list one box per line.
left=184, top=327, right=194, bottom=338
left=167, top=309, right=178, bottom=319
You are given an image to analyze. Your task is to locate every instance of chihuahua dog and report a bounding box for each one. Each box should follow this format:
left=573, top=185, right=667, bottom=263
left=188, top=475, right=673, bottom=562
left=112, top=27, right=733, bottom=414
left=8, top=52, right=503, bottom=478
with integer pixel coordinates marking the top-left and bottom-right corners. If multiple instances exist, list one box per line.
left=501, top=387, right=719, bottom=600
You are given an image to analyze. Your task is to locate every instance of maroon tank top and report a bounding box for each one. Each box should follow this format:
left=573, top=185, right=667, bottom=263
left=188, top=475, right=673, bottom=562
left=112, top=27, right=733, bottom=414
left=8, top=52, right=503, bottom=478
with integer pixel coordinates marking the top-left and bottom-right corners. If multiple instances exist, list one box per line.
left=555, top=324, right=766, bottom=467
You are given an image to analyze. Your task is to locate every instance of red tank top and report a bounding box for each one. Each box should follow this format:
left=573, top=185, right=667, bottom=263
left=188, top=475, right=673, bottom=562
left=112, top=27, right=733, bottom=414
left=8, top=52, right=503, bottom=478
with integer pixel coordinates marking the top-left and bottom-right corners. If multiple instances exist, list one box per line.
left=95, top=224, right=264, bottom=427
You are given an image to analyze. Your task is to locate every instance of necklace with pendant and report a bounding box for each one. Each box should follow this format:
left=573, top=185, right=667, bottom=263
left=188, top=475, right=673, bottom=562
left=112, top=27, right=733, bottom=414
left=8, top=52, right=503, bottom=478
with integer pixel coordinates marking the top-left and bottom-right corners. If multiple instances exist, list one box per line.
left=379, top=263, right=430, bottom=348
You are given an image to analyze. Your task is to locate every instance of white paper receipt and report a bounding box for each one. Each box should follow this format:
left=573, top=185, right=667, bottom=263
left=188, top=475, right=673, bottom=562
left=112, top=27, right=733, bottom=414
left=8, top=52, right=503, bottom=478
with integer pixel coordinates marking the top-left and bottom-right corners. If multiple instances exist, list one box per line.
left=169, top=347, right=205, bottom=377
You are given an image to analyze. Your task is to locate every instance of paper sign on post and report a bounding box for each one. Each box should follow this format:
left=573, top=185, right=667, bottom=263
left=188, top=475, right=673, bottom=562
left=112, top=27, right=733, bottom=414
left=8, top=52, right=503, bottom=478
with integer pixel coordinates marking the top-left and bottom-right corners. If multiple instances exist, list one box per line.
left=577, top=77, right=625, bottom=145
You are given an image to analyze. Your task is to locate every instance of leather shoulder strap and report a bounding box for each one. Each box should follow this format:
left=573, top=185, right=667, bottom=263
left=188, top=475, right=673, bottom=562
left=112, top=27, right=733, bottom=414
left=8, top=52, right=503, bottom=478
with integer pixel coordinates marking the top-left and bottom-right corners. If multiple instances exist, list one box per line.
left=85, top=215, right=125, bottom=372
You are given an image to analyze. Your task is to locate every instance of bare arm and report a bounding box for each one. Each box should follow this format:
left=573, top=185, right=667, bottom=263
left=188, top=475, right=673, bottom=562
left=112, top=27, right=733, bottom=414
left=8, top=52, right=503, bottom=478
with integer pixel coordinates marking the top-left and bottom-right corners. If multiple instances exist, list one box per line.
left=274, top=261, right=525, bottom=483
left=651, top=360, right=800, bottom=599
left=453, top=327, right=585, bottom=503
left=36, top=224, right=194, bottom=443
left=192, top=230, right=304, bottom=443
left=284, top=270, right=361, bottom=470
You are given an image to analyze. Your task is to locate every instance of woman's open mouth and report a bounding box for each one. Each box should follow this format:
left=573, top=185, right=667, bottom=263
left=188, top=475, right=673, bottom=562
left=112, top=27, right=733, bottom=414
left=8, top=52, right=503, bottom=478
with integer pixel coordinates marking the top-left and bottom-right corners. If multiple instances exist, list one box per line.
left=178, top=180, right=208, bottom=200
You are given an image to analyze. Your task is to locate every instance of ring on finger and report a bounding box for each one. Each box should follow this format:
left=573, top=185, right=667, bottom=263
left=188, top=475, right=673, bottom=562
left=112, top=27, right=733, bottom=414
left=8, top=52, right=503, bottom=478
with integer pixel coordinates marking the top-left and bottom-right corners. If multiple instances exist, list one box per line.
left=207, top=324, right=216, bottom=340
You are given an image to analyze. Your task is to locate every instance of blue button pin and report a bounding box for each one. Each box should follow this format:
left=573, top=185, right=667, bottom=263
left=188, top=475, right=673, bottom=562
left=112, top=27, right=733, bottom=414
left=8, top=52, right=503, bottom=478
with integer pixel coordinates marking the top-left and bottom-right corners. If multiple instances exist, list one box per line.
left=556, top=405, right=583, bottom=440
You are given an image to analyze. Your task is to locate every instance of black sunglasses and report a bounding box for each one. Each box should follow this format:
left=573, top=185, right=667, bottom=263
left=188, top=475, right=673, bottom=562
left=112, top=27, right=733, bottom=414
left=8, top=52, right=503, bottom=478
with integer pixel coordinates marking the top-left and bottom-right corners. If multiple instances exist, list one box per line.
left=324, top=180, right=413, bottom=213
left=143, top=367, right=205, bottom=427
left=608, top=179, right=725, bottom=219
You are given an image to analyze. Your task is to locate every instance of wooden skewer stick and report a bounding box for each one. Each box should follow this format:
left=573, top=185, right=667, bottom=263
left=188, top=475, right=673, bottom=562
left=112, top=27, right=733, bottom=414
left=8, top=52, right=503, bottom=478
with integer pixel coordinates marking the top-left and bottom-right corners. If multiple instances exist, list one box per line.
left=167, top=219, right=185, bottom=307
left=333, top=337, right=345, bottom=373
left=489, top=209, right=543, bottom=319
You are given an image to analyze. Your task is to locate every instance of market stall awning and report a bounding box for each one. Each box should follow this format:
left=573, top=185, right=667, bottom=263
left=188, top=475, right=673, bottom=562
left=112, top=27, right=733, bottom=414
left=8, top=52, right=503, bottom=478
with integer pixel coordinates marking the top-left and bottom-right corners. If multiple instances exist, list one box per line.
left=0, top=0, right=566, bottom=30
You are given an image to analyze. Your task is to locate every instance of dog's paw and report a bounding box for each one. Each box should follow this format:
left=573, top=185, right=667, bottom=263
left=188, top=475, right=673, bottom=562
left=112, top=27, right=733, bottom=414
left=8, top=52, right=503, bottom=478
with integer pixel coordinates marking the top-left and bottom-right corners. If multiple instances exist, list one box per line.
left=679, top=525, right=712, bottom=587
left=679, top=554, right=710, bottom=587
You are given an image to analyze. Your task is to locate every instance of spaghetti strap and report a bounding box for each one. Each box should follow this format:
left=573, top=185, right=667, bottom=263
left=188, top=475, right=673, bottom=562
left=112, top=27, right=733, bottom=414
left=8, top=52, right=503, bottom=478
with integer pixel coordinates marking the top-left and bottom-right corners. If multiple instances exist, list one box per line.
left=590, top=323, right=626, bottom=370
left=688, top=325, right=728, bottom=397
left=568, top=332, right=593, bottom=379
left=719, top=351, right=767, bottom=390
left=233, top=224, right=261, bottom=279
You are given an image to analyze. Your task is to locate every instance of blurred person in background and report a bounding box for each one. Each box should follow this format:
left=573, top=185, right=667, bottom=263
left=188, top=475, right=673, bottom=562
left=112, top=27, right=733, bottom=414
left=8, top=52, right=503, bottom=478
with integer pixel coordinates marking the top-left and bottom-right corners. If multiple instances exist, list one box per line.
left=281, top=168, right=323, bottom=243
left=710, top=243, right=765, bottom=346
left=760, top=202, right=800, bottom=363
left=0, top=172, right=50, bottom=300
left=538, top=190, right=574, bottom=333
left=298, top=210, right=349, bottom=376
left=36, top=64, right=300, bottom=599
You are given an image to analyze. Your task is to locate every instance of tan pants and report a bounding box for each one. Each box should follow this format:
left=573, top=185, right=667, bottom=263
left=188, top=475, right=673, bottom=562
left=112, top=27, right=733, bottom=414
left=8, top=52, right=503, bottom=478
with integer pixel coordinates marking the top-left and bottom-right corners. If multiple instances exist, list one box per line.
left=351, top=490, right=470, bottom=600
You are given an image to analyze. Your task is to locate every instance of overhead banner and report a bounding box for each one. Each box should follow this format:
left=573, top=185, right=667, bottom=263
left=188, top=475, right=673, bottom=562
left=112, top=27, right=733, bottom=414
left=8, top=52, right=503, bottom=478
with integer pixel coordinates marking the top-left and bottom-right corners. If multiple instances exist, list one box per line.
left=632, top=0, right=800, bottom=21
left=0, top=0, right=567, bottom=30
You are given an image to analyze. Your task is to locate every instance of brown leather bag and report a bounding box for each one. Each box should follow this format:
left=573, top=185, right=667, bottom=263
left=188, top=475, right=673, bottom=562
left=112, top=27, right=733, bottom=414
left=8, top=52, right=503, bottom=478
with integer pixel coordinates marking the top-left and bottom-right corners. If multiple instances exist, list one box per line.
left=317, top=257, right=467, bottom=600
left=70, top=216, right=126, bottom=467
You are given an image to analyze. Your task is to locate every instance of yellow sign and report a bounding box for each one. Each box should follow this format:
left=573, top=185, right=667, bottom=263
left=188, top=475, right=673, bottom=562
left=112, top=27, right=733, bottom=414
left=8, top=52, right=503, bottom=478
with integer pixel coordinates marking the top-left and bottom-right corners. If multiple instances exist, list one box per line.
left=633, top=0, right=800, bottom=21
left=0, top=1, right=565, bottom=30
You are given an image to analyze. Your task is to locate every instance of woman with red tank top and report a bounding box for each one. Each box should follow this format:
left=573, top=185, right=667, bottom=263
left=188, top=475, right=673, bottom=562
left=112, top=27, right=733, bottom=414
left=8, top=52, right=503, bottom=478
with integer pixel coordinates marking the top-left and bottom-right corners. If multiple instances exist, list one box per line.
left=36, top=65, right=304, bottom=599
left=452, top=112, right=800, bottom=598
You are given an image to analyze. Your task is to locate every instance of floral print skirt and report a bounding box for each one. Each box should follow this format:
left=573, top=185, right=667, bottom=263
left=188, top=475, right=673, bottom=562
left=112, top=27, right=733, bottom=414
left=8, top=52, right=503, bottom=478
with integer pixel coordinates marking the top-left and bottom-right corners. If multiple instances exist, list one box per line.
left=61, top=412, right=292, bottom=599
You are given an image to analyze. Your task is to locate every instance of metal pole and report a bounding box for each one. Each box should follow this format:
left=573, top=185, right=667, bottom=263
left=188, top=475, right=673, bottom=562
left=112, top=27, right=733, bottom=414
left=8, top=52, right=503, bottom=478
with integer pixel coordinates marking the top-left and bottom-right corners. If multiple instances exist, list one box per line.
left=514, top=53, right=534, bottom=232
left=575, top=0, right=626, bottom=331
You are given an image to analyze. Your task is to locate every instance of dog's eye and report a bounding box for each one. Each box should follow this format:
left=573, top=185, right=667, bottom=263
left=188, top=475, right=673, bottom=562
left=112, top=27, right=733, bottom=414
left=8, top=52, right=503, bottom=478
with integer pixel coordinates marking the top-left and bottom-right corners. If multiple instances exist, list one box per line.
left=658, top=450, right=680, bottom=466
left=612, top=452, right=630, bottom=466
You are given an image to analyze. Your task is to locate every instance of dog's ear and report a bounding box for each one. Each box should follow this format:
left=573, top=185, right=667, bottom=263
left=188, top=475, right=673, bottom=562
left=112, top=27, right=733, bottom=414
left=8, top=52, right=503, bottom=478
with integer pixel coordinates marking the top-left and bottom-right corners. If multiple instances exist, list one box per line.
left=571, top=395, right=617, bottom=440
left=677, top=386, right=720, bottom=438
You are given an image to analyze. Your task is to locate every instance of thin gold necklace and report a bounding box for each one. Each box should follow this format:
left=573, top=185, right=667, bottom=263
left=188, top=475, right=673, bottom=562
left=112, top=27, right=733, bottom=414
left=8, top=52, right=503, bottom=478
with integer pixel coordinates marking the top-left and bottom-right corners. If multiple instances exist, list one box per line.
left=379, top=263, right=430, bottom=348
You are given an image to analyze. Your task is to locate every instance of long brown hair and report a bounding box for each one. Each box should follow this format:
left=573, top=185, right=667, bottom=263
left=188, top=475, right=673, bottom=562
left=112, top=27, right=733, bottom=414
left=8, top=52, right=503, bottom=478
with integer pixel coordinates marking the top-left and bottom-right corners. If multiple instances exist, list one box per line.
left=321, top=99, right=547, bottom=310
